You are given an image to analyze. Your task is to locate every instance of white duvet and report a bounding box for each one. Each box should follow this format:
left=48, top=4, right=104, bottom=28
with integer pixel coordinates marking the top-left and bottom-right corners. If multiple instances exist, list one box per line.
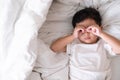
left=0, top=0, right=120, bottom=80
left=0, top=0, right=52, bottom=80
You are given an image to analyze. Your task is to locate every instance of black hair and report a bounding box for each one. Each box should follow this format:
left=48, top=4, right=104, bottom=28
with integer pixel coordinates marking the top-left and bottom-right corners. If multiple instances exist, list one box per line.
left=72, top=7, right=102, bottom=28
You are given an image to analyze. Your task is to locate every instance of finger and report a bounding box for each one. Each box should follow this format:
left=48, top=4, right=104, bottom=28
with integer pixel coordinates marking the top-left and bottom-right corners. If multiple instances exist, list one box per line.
left=94, top=28, right=99, bottom=35
left=86, top=26, right=93, bottom=32
left=92, top=28, right=96, bottom=32
left=91, top=27, right=100, bottom=35
left=79, top=29, right=84, bottom=33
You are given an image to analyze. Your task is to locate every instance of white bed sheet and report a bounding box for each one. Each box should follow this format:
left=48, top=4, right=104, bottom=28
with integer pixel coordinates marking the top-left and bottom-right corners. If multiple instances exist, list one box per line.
left=31, top=0, right=120, bottom=80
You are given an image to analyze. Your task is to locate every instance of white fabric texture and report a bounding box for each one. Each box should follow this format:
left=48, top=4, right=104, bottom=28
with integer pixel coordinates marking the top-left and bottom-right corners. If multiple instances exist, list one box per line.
left=27, top=72, right=42, bottom=80
left=33, top=39, right=69, bottom=80
left=0, top=0, right=52, bottom=80
left=67, top=39, right=115, bottom=80
left=37, top=0, right=120, bottom=80
left=0, top=0, right=120, bottom=80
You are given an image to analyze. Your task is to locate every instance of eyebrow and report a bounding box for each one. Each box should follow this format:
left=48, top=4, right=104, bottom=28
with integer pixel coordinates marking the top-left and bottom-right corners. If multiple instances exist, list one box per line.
left=77, top=24, right=89, bottom=28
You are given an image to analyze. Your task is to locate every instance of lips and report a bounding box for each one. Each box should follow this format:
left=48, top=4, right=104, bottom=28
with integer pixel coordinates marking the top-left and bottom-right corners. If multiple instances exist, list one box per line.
left=84, top=37, right=91, bottom=40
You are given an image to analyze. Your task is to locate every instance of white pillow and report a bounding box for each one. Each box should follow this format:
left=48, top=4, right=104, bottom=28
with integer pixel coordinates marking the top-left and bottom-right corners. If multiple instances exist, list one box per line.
left=47, top=0, right=113, bottom=22
left=99, top=0, right=120, bottom=39
left=57, top=0, right=111, bottom=7
left=47, top=0, right=80, bottom=21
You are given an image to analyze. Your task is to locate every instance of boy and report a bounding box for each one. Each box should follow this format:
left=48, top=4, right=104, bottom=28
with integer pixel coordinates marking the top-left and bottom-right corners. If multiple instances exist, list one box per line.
left=50, top=7, right=120, bottom=80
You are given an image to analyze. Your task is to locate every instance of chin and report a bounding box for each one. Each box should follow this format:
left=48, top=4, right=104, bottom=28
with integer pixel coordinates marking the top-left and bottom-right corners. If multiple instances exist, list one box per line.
left=78, top=38, right=98, bottom=44
left=81, top=40, right=97, bottom=44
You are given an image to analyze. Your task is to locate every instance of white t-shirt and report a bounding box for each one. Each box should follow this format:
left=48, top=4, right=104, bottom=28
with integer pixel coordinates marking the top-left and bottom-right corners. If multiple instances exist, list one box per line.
left=67, top=39, right=116, bottom=80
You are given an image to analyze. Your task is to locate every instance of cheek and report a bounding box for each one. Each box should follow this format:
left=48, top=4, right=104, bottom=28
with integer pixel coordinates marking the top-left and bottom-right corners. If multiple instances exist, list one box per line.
left=78, top=33, right=84, bottom=37
left=78, top=33, right=82, bottom=37
left=91, top=34, right=98, bottom=40
left=78, top=34, right=84, bottom=40
left=90, top=33, right=96, bottom=37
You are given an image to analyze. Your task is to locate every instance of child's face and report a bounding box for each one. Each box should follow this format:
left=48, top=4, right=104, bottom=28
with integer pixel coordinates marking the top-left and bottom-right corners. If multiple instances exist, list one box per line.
left=76, top=18, right=99, bottom=44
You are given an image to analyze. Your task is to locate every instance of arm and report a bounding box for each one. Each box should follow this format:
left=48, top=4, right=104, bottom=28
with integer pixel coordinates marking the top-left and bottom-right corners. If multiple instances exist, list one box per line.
left=50, top=35, right=75, bottom=52
left=87, top=25, right=120, bottom=54
left=99, top=32, right=120, bottom=54
left=50, top=25, right=85, bottom=53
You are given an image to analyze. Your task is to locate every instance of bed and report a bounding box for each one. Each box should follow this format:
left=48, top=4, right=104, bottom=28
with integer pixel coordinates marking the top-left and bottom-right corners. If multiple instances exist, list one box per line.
left=0, top=0, right=120, bottom=80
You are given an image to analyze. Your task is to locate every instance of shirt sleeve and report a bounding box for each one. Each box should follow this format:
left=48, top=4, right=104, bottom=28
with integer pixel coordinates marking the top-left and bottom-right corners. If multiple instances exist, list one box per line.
left=67, top=44, right=72, bottom=55
left=104, top=43, right=117, bottom=56
left=66, top=39, right=79, bottom=55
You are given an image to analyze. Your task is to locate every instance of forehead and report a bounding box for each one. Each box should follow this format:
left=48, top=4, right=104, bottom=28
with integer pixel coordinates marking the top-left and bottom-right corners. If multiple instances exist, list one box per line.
left=76, top=18, right=97, bottom=27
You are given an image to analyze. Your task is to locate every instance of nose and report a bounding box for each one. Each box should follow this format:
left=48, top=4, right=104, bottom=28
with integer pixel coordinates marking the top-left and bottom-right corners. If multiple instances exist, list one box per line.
left=84, top=32, right=90, bottom=36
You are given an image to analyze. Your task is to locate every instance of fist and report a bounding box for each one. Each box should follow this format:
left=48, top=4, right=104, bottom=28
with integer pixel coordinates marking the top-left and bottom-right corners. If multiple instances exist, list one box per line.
left=73, top=25, right=85, bottom=38
left=87, top=25, right=102, bottom=36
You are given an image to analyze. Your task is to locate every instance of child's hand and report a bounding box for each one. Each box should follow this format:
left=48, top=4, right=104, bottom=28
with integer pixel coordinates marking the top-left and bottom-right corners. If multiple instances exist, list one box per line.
left=87, top=25, right=102, bottom=36
left=73, top=25, right=85, bottom=38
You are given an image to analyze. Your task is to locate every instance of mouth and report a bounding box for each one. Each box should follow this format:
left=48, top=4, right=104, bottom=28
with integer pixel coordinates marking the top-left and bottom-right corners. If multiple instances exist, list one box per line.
left=84, top=37, right=91, bottom=40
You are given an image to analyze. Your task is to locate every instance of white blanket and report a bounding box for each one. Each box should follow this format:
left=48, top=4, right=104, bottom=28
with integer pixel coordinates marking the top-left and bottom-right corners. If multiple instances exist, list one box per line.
left=0, top=0, right=52, bottom=80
